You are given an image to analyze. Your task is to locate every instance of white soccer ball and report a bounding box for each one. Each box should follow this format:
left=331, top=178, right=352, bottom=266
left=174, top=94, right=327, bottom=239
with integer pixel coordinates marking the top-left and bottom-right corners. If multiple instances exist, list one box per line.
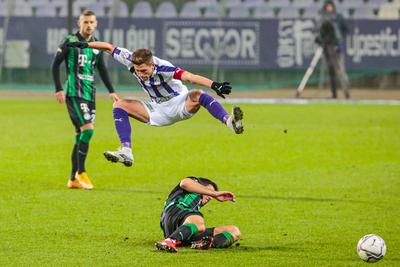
left=357, top=234, right=386, bottom=263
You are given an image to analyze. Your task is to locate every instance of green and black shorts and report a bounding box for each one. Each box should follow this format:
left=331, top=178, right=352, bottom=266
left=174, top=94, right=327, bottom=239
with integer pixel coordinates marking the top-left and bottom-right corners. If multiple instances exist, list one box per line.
left=160, top=205, right=203, bottom=238
left=66, top=97, right=96, bottom=131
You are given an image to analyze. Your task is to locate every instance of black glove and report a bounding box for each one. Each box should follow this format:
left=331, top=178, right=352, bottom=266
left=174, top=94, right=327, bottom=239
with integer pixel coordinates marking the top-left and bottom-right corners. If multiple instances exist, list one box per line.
left=211, top=81, right=231, bottom=99
left=67, top=41, right=89, bottom=49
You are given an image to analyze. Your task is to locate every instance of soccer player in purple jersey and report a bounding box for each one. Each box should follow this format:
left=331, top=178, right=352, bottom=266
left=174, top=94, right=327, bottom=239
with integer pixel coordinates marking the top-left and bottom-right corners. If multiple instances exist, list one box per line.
left=67, top=41, right=244, bottom=167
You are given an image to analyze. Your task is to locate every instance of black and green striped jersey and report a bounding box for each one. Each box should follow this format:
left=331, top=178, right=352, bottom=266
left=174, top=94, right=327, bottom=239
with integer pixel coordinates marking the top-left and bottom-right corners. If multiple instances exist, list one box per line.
left=163, top=177, right=203, bottom=213
left=52, top=32, right=114, bottom=102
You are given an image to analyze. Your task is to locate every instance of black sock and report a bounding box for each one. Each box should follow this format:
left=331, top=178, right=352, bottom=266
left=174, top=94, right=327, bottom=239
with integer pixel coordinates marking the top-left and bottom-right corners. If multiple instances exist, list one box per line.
left=70, top=134, right=80, bottom=180
left=212, top=232, right=235, bottom=248
left=71, top=144, right=78, bottom=179
left=168, top=224, right=198, bottom=243
left=77, top=141, right=89, bottom=173
left=190, top=227, right=214, bottom=242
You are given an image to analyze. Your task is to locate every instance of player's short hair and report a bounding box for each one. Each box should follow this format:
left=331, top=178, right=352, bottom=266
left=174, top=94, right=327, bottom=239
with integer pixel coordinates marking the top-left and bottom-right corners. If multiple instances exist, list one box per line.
left=81, top=10, right=96, bottom=17
left=323, top=0, right=336, bottom=11
left=189, top=176, right=219, bottom=191
left=132, top=48, right=153, bottom=65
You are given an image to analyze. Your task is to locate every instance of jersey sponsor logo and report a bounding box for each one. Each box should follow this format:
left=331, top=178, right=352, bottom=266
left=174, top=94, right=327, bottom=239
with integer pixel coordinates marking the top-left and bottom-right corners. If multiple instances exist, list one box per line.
left=78, top=74, right=94, bottom=81
left=78, top=54, right=88, bottom=67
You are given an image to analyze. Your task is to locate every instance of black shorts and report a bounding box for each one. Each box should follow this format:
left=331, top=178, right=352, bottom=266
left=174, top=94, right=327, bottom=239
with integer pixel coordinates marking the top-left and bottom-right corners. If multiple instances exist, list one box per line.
left=66, top=97, right=96, bottom=131
left=160, top=205, right=203, bottom=238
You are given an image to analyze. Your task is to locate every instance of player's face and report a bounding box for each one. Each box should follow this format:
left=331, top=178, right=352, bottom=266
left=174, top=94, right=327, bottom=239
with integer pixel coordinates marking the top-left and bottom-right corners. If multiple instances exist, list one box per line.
left=202, top=185, right=215, bottom=206
left=325, top=4, right=334, bottom=13
left=134, top=63, right=154, bottom=81
left=78, top=15, right=97, bottom=38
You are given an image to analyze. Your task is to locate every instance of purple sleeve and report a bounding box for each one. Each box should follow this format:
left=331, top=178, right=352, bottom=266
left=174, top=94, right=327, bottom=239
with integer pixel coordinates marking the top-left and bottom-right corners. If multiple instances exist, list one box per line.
left=111, top=47, right=133, bottom=69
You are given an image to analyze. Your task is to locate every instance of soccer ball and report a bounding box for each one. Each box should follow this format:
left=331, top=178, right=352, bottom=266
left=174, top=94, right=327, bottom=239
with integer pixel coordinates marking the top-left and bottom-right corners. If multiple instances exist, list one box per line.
left=357, top=234, right=386, bottom=263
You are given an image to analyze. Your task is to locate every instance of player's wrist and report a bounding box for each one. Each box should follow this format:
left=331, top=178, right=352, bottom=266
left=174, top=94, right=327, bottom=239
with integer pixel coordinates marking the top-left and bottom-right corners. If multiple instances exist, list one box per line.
left=211, top=81, right=219, bottom=90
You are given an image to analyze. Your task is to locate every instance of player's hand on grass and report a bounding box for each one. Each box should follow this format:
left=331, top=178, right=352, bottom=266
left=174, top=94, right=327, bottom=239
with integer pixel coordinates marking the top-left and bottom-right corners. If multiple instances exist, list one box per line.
left=55, top=91, right=65, bottom=104
left=109, top=93, right=120, bottom=102
left=211, top=81, right=231, bottom=99
left=214, top=191, right=236, bottom=202
left=67, top=41, right=89, bottom=49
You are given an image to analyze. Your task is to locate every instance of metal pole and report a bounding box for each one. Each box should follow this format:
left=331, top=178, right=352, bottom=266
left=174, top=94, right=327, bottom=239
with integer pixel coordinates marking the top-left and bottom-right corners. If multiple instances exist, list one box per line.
left=67, top=0, right=73, bottom=34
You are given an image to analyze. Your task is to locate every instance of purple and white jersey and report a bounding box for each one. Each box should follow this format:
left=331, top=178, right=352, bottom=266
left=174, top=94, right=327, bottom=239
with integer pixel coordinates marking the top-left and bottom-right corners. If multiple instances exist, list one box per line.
left=111, top=47, right=187, bottom=102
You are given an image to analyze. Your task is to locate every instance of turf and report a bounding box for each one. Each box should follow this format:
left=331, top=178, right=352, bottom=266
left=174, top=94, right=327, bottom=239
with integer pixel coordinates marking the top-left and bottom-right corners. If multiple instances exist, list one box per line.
left=0, top=98, right=399, bottom=266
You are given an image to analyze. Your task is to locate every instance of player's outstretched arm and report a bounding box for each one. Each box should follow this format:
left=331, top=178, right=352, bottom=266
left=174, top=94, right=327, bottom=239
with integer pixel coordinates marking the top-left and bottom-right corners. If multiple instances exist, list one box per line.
left=67, top=41, right=116, bottom=54
left=179, top=178, right=235, bottom=202
left=180, top=71, right=232, bottom=99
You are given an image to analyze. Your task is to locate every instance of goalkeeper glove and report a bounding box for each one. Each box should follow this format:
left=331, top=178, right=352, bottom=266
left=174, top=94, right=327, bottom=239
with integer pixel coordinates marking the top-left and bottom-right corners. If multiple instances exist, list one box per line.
left=211, top=81, right=231, bottom=99
left=67, top=41, right=89, bottom=49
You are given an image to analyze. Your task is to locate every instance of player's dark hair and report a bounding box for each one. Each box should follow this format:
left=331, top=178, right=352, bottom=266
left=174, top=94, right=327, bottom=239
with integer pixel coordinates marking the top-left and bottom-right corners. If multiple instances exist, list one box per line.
left=132, top=48, right=153, bottom=65
left=188, top=176, right=219, bottom=191
left=81, top=10, right=96, bottom=17
left=323, top=0, right=336, bottom=12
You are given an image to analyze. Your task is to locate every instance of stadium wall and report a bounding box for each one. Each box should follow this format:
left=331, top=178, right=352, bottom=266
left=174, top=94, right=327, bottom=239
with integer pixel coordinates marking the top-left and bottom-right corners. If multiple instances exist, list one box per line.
left=0, top=17, right=399, bottom=88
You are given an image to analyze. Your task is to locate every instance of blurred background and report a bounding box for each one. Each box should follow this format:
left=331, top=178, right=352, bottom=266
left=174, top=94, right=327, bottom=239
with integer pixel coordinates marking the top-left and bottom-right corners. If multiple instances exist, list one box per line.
left=0, top=0, right=399, bottom=97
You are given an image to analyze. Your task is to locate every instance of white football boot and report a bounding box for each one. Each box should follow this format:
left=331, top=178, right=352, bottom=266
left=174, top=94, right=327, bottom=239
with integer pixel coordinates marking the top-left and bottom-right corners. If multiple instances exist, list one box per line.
left=103, top=146, right=134, bottom=167
left=226, top=106, right=244, bottom=134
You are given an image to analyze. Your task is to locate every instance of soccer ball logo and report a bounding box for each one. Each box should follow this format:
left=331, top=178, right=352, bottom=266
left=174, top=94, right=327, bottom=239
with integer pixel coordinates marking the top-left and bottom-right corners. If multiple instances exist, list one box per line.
left=357, top=234, right=386, bottom=263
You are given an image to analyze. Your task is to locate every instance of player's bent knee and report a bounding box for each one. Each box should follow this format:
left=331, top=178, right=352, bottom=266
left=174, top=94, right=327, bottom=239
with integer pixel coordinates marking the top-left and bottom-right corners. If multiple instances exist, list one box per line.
left=113, top=99, right=124, bottom=108
left=232, top=226, right=241, bottom=240
left=189, top=89, right=204, bottom=102
left=226, top=225, right=241, bottom=240
left=196, top=224, right=206, bottom=234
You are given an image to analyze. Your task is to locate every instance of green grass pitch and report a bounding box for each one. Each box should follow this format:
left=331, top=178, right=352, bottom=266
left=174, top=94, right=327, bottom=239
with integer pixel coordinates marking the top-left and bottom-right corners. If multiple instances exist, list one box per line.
left=0, top=98, right=399, bottom=266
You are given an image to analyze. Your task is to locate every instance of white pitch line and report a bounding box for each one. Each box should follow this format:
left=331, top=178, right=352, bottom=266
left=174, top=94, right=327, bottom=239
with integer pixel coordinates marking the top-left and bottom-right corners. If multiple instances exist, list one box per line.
left=223, top=98, right=400, bottom=105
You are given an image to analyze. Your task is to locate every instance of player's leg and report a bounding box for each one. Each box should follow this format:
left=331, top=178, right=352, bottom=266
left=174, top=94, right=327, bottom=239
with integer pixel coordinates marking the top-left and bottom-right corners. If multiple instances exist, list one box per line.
left=156, top=214, right=205, bottom=253
left=67, top=131, right=83, bottom=189
left=104, top=99, right=150, bottom=167
left=189, top=225, right=241, bottom=249
left=186, top=89, right=244, bottom=134
left=75, top=122, right=95, bottom=189
left=211, top=225, right=241, bottom=248
left=66, top=97, right=94, bottom=189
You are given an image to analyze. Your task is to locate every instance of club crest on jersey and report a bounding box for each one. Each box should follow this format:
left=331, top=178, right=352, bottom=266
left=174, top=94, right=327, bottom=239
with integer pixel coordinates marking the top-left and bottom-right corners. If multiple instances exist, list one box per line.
left=121, top=50, right=131, bottom=60
left=92, top=49, right=99, bottom=55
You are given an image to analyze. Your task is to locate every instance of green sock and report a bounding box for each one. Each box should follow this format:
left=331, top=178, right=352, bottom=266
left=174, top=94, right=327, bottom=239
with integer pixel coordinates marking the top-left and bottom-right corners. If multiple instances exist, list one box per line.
left=212, top=232, right=234, bottom=248
left=77, top=129, right=93, bottom=173
left=168, top=224, right=198, bottom=243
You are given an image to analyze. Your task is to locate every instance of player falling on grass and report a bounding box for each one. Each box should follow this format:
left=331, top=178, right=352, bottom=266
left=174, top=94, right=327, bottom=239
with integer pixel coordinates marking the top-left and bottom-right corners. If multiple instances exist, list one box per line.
left=156, top=176, right=240, bottom=253
left=66, top=41, right=244, bottom=167
left=52, top=10, right=119, bottom=189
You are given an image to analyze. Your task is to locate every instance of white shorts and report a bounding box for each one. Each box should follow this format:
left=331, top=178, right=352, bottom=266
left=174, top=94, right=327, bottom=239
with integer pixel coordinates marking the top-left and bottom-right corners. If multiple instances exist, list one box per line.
left=141, top=90, right=194, bottom=126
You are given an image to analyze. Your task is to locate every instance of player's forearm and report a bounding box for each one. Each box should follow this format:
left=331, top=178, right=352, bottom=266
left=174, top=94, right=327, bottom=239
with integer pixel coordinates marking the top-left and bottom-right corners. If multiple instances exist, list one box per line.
left=51, top=58, right=63, bottom=92
left=180, top=178, right=216, bottom=197
left=182, top=72, right=213, bottom=88
left=88, top=41, right=115, bottom=54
